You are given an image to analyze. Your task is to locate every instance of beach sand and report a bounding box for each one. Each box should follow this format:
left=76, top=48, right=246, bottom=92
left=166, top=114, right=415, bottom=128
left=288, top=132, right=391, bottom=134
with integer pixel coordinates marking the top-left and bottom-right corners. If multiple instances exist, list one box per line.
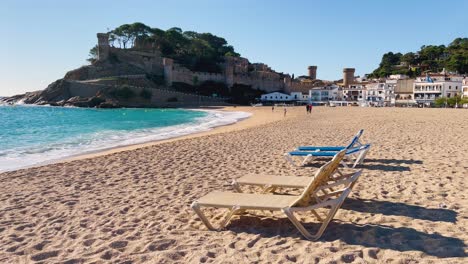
left=0, top=106, right=467, bottom=263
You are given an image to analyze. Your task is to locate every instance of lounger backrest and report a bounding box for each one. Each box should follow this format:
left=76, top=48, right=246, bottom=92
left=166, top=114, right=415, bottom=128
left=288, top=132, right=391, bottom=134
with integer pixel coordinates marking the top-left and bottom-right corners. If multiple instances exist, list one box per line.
left=345, top=129, right=364, bottom=149
left=292, top=150, right=346, bottom=207
left=345, top=143, right=371, bottom=154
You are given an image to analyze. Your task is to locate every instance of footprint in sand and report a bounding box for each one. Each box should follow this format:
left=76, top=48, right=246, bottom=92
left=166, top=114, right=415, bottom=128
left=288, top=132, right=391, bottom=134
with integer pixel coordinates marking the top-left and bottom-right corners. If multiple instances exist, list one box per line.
left=30, top=250, right=60, bottom=262
left=147, top=239, right=176, bottom=251
left=109, top=240, right=128, bottom=249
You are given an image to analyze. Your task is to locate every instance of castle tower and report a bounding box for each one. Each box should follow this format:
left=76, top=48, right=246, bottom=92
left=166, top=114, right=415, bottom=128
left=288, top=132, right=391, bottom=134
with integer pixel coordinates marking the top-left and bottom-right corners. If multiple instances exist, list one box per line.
left=343, top=68, right=355, bottom=87
left=308, top=66, right=317, bottom=80
left=97, top=33, right=110, bottom=61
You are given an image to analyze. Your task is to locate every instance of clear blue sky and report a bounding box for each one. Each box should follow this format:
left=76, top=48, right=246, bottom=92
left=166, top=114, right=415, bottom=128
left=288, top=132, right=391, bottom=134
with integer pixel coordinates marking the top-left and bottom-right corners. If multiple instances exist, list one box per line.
left=1, top=0, right=467, bottom=96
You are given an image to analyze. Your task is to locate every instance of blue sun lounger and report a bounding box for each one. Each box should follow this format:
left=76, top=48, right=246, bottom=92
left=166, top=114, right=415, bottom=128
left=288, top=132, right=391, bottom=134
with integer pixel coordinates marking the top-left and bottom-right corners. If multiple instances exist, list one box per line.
left=285, top=144, right=371, bottom=167
left=297, top=129, right=364, bottom=151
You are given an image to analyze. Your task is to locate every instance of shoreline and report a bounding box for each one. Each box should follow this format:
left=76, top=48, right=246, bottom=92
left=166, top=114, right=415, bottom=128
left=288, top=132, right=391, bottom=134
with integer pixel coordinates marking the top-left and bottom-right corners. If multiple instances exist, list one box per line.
left=61, top=106, right=295, bottom=163
left=1, top=106, right=293, bottom=173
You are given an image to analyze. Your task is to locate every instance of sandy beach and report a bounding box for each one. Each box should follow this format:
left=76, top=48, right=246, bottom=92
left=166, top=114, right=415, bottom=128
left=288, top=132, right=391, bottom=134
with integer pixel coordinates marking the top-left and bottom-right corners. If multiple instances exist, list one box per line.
left=0, top=106, right=467, bottom=263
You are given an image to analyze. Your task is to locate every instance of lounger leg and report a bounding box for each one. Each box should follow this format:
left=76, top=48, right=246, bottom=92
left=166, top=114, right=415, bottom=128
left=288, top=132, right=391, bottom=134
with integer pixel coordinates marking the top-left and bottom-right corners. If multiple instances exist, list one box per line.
left=301, top=154, right=314, bottom=166
left=358, top=149, right=369, bottom=165
left=340, top=160, right=350, bottom=168
left=284, top=153, right=297, bottom=166
left=191, top=202, right=216, bottom=230
left=191, top=202, right=240, bottom=231
left=282, top=208, right=321, bottom=241
left=220, top=206, right=241, bottom=228
left=282, top=189, right=351, bottom=240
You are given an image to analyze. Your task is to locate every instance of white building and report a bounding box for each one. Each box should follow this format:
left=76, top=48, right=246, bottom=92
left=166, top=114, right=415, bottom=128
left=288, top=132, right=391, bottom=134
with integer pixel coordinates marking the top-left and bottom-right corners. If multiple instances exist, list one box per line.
left=342, top=84, right=367, bottom=102
left=309, top=84, right=340, bottom=102
left=290, top=92, right=309, bottom=102
left=413, top=74, right=463, bottom=104
left=260, top=92, right=308, bottom=102
left=366, top=82, right=394, bottom=106
left=462, top=78, right=468, bottom=98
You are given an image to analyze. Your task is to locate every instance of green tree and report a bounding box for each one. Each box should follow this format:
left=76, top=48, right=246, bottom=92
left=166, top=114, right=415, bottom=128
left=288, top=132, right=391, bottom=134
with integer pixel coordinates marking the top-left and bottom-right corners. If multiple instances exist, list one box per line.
left=87, top=45, right=98, bottom=63
left=102, top=23, right=241, bottom=73
left=369, top=38, right=467, bottom=77
left=401, top=52, right=418, bottom=66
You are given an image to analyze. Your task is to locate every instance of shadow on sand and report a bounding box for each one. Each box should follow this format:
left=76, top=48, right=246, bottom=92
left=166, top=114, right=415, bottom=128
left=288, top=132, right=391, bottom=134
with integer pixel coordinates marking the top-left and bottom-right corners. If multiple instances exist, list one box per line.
left=228, top=216, right=466, bottom=258
left=304, top=161, right=411, bottom=172
left=342, top=198, right=457, bottom=223
left=363, top=158, right=423, bottom=165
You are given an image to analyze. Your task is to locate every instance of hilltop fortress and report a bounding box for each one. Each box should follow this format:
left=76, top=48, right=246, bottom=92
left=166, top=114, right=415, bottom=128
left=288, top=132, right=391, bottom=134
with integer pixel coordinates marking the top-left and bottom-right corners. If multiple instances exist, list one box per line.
left=93, top=33, right=325, bottom=94
left=1, top=31, right=341, bottom=108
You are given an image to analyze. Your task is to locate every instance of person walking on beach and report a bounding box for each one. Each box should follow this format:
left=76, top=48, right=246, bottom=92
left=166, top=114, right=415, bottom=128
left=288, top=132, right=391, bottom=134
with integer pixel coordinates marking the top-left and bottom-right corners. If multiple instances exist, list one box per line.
left=283, top=107, right=287, bottom=117
left=306, top=104, right=309, bottom=114
left=272, top=105, right=274, bottom=112
left=309, top=103, right=313, bottom=113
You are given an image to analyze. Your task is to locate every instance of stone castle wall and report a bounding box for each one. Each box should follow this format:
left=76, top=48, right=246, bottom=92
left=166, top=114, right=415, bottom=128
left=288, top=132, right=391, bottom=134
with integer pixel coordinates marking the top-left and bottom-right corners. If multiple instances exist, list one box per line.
left=112, top=48, right=164, bottom=75
left=170, top=63, right=225, bottom=85
left=97, top=33, right=312, bottom=94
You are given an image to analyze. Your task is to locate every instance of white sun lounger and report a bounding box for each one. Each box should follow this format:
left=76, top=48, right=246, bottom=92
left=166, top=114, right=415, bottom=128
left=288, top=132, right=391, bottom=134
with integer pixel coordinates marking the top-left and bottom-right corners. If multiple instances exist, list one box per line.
left=284, top=144, right=371, bottom=167
left=297, top=129, right=364, bottom=151
left=233, top=150, right=354, bottom=193
left=191, top=159, right=362, bottom=240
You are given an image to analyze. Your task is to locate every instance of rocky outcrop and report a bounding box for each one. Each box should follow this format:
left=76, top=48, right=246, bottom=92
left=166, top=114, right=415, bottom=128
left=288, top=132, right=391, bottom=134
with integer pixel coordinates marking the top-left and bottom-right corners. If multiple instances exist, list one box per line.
left=1, top=47, right=229, bottom=108
left=1, top=79, right=122, bottom=108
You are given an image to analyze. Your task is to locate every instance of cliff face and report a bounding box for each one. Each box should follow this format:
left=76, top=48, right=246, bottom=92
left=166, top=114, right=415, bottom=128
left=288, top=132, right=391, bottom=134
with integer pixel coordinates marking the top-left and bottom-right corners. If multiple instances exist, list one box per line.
left=1, top=79, right=118, bottom=108
left=1, top=59, right=229, bottom=108
left=1, top=57, right=156, bottom=108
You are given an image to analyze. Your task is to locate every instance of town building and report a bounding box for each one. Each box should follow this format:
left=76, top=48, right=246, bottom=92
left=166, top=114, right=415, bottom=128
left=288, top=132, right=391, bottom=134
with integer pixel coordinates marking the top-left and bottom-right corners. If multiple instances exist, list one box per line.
left=413, top=74, right=463, bottom=104
left=260, top=92, right=308, bottom=103
left=342, top=83, right=367, bottom=102
left=394, top=79, right=415, bottom=103
left=366, top=82, right=395, bottom=106
left=462, top=78, right=468, bottom=98
left=309, top=85, right=341, bottom=103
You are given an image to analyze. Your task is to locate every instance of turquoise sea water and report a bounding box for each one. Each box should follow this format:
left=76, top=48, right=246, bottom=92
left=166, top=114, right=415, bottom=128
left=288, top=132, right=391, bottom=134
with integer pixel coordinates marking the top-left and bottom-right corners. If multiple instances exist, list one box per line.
left=0, top=105, right=250, bottom=172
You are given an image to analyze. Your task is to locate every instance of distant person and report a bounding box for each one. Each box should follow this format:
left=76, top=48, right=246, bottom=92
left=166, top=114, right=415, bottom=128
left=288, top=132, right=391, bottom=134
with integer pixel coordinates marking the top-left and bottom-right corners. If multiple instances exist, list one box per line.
left=283, top=107, right=287, bottom=117
left=272, top=105, right=275, bottom=112
left=310, top=104, right=313, bottom=113
left=306, top=104, right=309, bottom=113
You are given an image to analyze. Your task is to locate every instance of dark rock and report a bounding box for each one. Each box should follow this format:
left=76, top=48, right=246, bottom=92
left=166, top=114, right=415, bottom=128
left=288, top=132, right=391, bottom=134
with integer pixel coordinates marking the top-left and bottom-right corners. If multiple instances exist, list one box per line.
left=98, top=100, right=120, bottom=108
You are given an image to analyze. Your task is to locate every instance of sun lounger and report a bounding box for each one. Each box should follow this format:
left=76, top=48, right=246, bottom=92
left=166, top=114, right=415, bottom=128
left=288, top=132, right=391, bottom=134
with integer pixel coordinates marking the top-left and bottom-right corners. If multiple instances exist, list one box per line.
left=297, top=129, right=364, bottom=151
left=191, top=159, right=362, bottom=240
left=284, top=144, right=371, bottom=167
left=232, top=150, right=352, bottom=193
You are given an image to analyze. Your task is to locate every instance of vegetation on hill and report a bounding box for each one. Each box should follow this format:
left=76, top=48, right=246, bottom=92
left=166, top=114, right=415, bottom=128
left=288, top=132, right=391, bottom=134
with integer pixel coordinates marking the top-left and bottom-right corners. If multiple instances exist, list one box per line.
left=369, top=38, right=468, bottom=78
left=89, top=22, right=240, bottom=73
